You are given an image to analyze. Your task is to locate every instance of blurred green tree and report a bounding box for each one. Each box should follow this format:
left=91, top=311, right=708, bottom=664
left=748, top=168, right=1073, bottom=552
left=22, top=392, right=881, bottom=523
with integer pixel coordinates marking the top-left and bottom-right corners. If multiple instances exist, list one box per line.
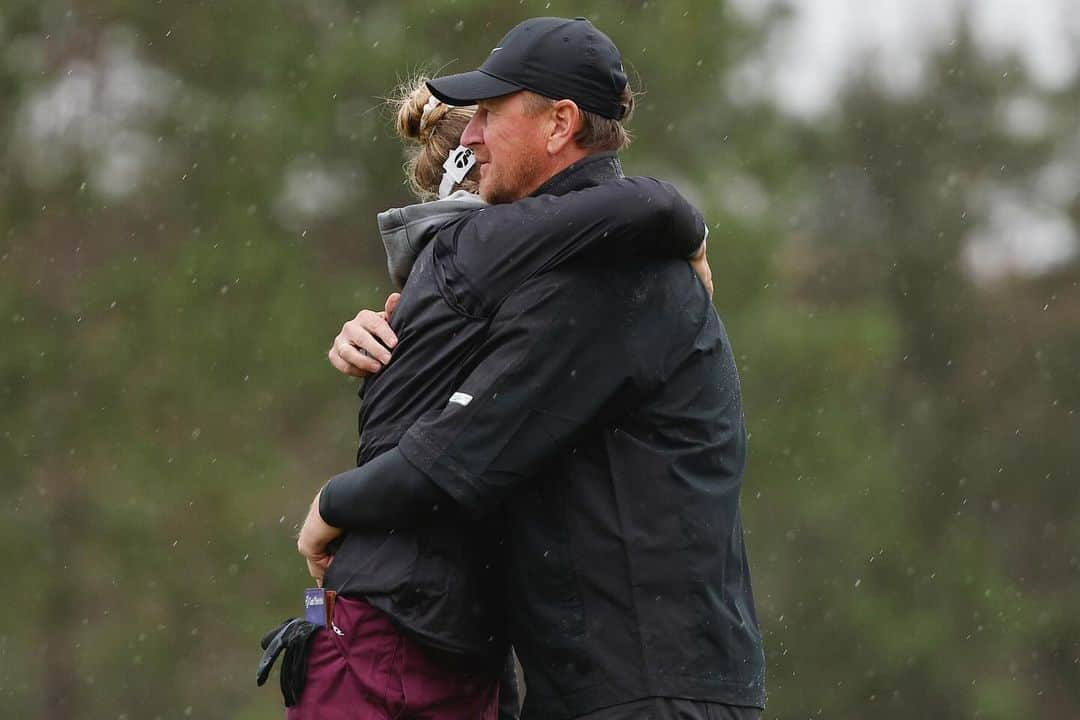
left=1, top=1, right=1076, bottom=719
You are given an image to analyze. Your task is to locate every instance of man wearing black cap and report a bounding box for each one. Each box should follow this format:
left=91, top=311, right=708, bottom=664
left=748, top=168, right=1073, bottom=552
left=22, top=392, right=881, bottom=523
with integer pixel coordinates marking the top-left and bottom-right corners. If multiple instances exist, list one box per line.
left=306, top=16, right=765, bottom=720
left=426, top=16, right=632, bottom=206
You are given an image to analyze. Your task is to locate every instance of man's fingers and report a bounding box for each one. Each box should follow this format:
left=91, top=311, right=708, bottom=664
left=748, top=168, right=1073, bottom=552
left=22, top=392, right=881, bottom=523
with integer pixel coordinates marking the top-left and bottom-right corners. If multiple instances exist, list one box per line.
left=297, top=532, right=331, bottom=560
left=384, top=293, right=401, bottom=320
left=306, top=557, right=326, bottom=584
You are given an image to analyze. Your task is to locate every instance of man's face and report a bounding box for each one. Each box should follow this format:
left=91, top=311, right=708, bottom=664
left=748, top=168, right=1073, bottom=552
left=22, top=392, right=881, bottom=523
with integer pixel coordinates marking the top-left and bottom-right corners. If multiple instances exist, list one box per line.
left=460, top=92, right=550, bottom=204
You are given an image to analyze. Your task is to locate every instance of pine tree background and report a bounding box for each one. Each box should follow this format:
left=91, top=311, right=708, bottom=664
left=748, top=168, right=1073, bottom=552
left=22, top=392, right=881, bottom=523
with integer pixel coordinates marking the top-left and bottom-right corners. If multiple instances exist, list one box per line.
left=2, top=1, right=1077, bottom=718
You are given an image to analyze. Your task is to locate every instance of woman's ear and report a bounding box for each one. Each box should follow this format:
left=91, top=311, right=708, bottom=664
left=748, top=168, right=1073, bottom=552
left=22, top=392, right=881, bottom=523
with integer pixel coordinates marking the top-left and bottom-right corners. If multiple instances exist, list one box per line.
left=546, top=99, right=583, bottom=154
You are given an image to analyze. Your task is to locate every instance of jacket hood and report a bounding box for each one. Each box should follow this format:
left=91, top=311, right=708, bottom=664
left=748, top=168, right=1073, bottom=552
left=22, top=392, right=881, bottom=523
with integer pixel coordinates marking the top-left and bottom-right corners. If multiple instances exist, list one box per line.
left=377, top=191, right=487, bottom=289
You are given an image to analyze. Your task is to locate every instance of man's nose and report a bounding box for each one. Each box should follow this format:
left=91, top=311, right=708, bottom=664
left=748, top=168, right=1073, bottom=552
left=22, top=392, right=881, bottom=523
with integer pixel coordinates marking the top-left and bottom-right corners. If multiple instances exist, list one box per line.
left=460, top=111, right=482, bottom=148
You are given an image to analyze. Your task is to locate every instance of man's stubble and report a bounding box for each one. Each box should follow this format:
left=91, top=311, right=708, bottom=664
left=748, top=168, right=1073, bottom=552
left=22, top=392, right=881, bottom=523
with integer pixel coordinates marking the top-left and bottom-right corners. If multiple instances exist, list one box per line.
left=480, top=141, right=548, bottom=205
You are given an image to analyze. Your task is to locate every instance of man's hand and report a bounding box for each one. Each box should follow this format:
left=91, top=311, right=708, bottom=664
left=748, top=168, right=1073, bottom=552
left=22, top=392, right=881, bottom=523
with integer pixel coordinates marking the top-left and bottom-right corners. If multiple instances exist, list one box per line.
left=328, top=293, right=401, bottom=378
left=689, top=238, right=714, bottom=299
left=297, top=491, right=343, bottom=586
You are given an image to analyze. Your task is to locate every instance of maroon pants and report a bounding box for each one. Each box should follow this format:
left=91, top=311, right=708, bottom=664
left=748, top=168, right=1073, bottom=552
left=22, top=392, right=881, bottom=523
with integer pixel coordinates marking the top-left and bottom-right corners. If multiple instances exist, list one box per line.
left=287, top=596, right=499, bottom=720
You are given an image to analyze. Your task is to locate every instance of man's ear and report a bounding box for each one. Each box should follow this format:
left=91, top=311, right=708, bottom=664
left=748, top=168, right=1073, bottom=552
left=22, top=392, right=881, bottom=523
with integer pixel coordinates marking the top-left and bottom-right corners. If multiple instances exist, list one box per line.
left=546, top=99, right=582, bottom=155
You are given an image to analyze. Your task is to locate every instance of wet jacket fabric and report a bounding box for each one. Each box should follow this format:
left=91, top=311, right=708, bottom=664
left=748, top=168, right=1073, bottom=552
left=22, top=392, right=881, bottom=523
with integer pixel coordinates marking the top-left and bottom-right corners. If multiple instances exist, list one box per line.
left=321, top=155, right=766, bottom=717
left=322, top=152, right=706, bottom=663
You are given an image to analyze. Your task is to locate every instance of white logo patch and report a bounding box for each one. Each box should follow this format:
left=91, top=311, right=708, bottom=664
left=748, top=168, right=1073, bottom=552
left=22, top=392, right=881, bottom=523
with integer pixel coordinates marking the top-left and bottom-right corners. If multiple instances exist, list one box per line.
left=443, top=146, right=476, bottom=183
left=449, top=392, right=473, bottom=407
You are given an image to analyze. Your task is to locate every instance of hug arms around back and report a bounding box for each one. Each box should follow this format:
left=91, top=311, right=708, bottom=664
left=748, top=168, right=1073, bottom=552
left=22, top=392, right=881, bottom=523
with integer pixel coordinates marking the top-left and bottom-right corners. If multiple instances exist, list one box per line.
left=318, top=268, right=633, bottom=529
left=319, top=445, right=442, bottom=531
left=441, top=177, right=705, bottom=315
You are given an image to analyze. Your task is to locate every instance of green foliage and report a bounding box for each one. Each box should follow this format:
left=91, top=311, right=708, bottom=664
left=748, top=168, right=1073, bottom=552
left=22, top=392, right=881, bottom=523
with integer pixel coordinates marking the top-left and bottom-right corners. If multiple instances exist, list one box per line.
left=1, top=1, right=1077, bottom=718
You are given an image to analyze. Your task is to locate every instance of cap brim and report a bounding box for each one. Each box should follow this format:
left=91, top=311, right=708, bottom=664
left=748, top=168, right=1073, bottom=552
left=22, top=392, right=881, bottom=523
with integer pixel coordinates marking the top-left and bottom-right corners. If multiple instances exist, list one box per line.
left=427, top=70, right=522, bottom=106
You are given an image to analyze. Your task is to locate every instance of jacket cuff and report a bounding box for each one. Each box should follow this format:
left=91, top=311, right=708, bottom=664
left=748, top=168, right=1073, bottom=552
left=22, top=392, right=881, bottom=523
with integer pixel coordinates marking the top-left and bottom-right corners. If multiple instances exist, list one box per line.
left=399, top=429, right=489, bottom=517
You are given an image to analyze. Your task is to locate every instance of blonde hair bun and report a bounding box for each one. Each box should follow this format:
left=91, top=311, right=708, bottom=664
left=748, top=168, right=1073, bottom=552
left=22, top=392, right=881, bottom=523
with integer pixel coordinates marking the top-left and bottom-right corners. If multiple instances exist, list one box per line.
left=394, top=81, right=437, bottom=142
left=390, top=77, right=478, bottom=199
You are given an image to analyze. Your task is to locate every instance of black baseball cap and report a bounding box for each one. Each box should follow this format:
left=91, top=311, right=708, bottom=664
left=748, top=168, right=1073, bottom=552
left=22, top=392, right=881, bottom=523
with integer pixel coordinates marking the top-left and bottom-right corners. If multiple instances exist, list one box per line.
left=426, top=17, right=628, bottom=120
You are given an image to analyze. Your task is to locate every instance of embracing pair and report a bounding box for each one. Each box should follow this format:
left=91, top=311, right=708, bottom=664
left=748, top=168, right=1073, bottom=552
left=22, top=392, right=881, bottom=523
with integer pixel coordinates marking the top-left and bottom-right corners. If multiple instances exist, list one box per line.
left=277, top=16, right=764, bottom=720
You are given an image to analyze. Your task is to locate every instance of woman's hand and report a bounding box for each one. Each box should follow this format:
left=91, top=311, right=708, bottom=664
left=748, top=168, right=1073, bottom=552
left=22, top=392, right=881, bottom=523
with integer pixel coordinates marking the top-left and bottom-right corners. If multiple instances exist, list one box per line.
left=328, top=293, right=401, bottom=377
left=689, top=238, right=714, bottom=299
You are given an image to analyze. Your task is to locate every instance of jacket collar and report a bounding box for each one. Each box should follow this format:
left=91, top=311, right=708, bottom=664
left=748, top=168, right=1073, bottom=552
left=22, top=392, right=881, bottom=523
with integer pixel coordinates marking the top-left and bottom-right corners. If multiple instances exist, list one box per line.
left=530, top=151, right=624, bottom=198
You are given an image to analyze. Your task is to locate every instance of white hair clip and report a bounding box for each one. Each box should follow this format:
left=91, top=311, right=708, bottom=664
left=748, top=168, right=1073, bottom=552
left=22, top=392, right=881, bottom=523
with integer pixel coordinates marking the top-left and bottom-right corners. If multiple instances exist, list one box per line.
left=420, top=95, right=442, bottom=127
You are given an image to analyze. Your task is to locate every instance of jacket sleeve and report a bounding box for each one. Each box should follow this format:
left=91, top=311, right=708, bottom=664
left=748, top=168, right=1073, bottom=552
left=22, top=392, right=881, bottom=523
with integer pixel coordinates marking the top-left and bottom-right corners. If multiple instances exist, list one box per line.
left=443, top=177, right=705, bottom=314
left=319, top=446, right=447, bottom=531
left=318, top=268, right=633, bottom=527
left=398, top=268, right=633, bottom=515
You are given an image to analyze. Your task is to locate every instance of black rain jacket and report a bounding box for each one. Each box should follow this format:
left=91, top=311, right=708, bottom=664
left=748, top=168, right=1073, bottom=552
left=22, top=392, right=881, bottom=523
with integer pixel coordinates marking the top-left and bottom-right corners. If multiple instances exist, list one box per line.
left=322, top=153, right=706, bottom=664
left=321, top=155, right=766, bottom=717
